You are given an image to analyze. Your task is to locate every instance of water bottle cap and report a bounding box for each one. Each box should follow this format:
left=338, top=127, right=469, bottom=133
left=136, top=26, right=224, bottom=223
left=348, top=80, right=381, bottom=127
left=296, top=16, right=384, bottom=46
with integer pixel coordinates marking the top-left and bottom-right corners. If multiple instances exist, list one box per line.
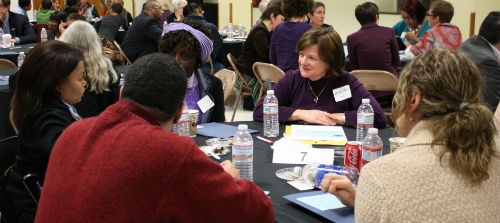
left=368, top=128, right=378, bottom=134
left=238, top=124, right=248, bottom=131
left=362, top=98, right=370, bottom=104
left=19, top=52, right=24, bottom=55
left=267, top=90, right=274, bottom=95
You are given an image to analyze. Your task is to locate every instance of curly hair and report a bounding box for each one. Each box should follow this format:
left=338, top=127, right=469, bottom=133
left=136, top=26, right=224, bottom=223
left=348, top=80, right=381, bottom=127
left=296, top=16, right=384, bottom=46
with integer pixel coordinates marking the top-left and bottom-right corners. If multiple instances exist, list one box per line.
left=282, top=0, right=314, bottom=19
left=60, top=21, right=118, bottom=94
left=158, top=21, right=212, bottom=70
left=392, top=48, right=498, bottom=185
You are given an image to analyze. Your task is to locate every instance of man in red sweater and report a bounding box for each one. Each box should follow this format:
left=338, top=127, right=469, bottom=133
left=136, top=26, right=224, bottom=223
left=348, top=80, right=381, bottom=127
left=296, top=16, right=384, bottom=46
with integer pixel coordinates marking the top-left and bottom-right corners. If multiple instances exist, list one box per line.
left=35, top=53, right=274, bottom=222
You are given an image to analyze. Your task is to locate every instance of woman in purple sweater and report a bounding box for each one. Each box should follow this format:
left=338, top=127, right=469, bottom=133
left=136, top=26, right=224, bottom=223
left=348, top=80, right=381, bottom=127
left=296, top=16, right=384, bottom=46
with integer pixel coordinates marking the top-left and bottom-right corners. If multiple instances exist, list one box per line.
left=254, top=28, right=387, bottom=128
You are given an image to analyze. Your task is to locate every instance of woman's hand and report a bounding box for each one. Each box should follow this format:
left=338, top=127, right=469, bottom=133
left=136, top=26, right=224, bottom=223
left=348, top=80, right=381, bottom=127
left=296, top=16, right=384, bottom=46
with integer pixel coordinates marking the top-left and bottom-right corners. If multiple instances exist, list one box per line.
left=320, top=174, right=356, bottom=207
left=404, top=32, right=419, bottom=43
left=220, top=160, right=240, bottom=179
left=290, top=109, right=337, bottom=126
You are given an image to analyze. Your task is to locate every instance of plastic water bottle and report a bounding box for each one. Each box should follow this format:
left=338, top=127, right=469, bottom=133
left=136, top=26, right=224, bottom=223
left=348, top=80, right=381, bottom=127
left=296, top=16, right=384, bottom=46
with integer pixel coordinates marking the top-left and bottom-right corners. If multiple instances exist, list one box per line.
left=361, top=128, right=383, bottom=168
left=17, top=52, right=25, bottom=70
left=227, top=23, right=233, bottom=39
left=356, top=98, right=374, bottom=142
left=40, top=28, right=48, bottom=43
left=238, top=21, right=244, bottom=36
left=263, top=90, right=279, bottom=137
left=232, top=124, right=253, bottom=181
left=292, top=163, right=360, bottom=186
left=173, top=104, right=189, bottom=136
left=0, top=29, right=4, bottom=47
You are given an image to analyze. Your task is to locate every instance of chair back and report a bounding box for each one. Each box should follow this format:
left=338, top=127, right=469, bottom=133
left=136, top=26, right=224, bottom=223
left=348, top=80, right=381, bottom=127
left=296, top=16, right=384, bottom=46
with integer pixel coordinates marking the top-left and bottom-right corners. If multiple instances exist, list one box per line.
left=252, top=62, right=285, bottom=100
left=113, top=40, right=132, bottom=65
left=33, top=24, right=49, bottom=43
left=0, top=136, right=18, bottom=223
left=350, top=70, right=398, bottom=91
left=226, top=53, right=251, bottom=91
left=214, top=69, right=236, bottom=102
left=0, top=59, right=16, bottom=69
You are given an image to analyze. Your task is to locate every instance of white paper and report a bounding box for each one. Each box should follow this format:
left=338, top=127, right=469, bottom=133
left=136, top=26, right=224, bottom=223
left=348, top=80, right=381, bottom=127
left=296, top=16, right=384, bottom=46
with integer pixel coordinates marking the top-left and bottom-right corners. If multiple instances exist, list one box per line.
left=332, top=85, right=352, bottom=102
left=290, top=125, right=347, bottom=142
left=197, top=95, right=215, bottom=113
left=288, top=180, right=315, bottom=191
left=297, top=193, right=346, bottom=211
left=273, top=147, right=334, bottom=165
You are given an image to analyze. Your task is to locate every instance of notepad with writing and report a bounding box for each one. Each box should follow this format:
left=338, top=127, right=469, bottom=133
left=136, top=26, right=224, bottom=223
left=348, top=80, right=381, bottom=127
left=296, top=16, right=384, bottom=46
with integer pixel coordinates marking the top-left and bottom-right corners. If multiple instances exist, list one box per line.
left=285, top=125, right=348, bottom=146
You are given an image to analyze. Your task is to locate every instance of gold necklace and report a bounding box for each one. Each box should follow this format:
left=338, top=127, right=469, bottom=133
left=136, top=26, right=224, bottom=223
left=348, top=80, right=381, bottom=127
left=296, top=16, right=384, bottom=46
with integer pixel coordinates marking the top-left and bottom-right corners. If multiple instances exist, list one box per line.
left=307, top=80, right=329, bottom=103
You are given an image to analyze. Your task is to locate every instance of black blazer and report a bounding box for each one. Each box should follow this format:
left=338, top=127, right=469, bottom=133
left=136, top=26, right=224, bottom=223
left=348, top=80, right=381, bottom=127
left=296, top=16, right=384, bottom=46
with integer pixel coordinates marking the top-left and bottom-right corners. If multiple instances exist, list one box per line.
left=8, top=12, right=36, bottom=44
left=74, top=72, right=120, bottom=118
left=121, top=13, right=162, bottom=62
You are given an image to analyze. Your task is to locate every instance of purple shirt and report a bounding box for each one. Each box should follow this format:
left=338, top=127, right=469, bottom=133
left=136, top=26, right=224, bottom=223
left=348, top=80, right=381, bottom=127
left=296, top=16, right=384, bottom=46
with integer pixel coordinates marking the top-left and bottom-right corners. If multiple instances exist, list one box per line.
left=347, top=23, right=400, bottom=75
left=269, top=22, right=311, bottom=72
left=253, top=69, right=387, bottom=129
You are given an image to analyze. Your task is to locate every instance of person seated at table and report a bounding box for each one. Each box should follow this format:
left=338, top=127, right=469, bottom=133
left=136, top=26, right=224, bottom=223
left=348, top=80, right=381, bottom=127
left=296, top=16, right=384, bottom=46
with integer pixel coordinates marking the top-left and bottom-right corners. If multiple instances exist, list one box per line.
left=158, top=0, right=172, bottom=25
left=61, top=21, right=119, bottom=118
left=80, top=0, right=99, bottom=19
left=320, top=49, right=499, bottom=221
left=50, top=0, right=59, bottom=11
left=407, top=0, right=461, bottom=57
left=235, top=3, right=284, bottom=104
left=347, top=2, right=400, bottom=75
left=95, top=3, right=128, bottom=42
left=34, top=53, right=274, bottom=222
left=121, top=0, right=162, bottom=62
left=112, top=0, right=133, bottom=26
left=36, top=0, right=55, bottom=24
left=5, top=41, right=85, bottom=223
left=167, top=0, right=186, bottom=23
left=159, top=22, right=225, bottom=123
left=269, top=0, right=313, bottom=72
left=11, top=0, right=30, bottom=18
left=63, top=0, right=80, bottom=15
left=47, top=10, right=67, bottom=40
left=459, top=11, right=500, bottom=112
left=392, top=0, right=431, bottom=46
left=254, top=27, right=387, bottom=128
left=0, top=0, right=37, bottom=44
left=306, top=2, right=331, bottom=28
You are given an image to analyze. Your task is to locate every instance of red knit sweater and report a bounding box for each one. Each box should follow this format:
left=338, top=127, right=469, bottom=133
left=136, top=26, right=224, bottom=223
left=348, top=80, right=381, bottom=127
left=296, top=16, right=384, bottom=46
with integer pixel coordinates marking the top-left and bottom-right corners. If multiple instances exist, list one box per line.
left=35, top=100, right=274, bottom=222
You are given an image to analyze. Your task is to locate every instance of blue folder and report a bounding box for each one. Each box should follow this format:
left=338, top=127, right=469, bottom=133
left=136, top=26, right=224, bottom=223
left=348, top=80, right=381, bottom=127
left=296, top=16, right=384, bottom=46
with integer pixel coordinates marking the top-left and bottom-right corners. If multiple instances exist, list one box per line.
left=283, top=190, right=354, bottom=223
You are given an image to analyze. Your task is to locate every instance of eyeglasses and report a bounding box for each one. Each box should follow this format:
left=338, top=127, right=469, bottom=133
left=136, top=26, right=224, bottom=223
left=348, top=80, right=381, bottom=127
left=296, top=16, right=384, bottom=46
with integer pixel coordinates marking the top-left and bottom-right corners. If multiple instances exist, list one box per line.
left=426, top=12, right=435, bottom=17
left=401, top=15, right=413, bottom=20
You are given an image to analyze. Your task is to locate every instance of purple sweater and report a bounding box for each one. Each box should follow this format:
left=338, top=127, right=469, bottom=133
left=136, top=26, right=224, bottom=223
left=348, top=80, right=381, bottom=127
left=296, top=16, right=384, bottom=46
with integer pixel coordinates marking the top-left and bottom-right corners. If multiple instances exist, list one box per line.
left=253, top=69, right=387, bottom=129
left=269, top=22, right=311, bottom=72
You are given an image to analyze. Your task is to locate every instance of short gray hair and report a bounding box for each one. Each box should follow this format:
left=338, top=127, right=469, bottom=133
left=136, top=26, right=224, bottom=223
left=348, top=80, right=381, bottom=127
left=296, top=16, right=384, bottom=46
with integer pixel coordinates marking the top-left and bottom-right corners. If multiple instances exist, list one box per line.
left=259, top=0, right=269, bottom=12
left=172, top=0, right=187, bottom=10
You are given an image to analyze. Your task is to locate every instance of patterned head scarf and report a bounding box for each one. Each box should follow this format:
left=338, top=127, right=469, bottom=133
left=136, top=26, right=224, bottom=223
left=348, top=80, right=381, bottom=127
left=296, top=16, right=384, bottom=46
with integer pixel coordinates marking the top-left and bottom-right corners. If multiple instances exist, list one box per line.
left=162, top=22, right=213, bottom=63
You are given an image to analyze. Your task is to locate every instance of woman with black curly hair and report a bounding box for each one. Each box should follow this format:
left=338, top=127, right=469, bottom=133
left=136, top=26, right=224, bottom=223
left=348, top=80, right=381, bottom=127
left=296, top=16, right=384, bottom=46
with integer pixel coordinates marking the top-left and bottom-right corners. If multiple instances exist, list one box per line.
left=269, top=0, right=314, bottom=72
left=159, top=21, right=225, bottom=123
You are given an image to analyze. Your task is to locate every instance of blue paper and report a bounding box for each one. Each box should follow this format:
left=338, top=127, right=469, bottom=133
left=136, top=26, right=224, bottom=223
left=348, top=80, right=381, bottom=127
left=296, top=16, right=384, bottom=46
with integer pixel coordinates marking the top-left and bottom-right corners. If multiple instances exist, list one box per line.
left=296, top=193, right=346, bottom=211
left=197, top=122, right=258, bottom=138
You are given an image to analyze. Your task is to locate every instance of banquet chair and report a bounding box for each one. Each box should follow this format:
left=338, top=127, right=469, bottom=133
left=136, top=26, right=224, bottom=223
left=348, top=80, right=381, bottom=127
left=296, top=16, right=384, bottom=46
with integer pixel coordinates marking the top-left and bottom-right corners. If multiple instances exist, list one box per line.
left=113, top=40, right=132, bottom=65
left=350, top=70, right=398, bottom=117
left=227, top=53, right=252, bottom=122
left=0, top=59, right=16, bottom=70
left=214, top=69, right=236, bottom=103
left=252, top=62, right=285, bottom=101
left=0, top=136, right=18, bottom=223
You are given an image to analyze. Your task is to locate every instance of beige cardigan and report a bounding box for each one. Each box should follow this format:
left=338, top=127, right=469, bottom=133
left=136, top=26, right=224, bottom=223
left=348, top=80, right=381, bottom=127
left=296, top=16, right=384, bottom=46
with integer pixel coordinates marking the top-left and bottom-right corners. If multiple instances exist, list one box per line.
left=355, top=120, right=500, bottom=222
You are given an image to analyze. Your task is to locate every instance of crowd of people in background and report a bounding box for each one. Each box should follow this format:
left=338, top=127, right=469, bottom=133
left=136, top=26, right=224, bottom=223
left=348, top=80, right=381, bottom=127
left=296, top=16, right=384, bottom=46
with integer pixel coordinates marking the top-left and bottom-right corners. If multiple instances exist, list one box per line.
left=0, top=0, right=499, bottom=222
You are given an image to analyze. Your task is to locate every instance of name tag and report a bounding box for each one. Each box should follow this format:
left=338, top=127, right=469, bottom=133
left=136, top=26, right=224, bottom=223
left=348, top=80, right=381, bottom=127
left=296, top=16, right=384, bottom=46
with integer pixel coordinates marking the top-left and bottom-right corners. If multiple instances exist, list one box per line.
left=332, top=85, right=352, bottom=102
left=197, top=95, right=215, bottom=113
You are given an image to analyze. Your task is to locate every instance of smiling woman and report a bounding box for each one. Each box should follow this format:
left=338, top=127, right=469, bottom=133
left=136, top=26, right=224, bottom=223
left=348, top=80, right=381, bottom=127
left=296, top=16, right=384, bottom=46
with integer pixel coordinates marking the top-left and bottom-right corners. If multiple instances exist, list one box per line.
left=254, top=27, right=387, bottom=128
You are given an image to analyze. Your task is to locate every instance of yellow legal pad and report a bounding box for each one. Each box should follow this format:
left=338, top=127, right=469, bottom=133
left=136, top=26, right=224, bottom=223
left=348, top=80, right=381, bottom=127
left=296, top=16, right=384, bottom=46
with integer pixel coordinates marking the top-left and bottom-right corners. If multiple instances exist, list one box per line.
left=285, top=125, right=348, bottom=146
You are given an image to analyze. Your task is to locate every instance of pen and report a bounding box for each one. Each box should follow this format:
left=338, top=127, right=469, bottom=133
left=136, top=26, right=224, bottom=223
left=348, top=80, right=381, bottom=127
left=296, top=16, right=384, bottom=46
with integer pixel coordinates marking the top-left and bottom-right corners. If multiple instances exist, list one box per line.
left=256, top=136, right=273, bottom=145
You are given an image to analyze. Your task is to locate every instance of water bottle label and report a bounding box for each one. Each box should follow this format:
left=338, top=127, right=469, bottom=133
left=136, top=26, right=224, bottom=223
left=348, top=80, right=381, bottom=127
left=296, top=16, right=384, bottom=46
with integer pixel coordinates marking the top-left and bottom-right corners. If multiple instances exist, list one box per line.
left=232, top=144, right=253, bottom=158
left=178, top=111, right=189, bottom=123
left=362, top=146, right=382, bottom=152
left=357, top=113, right=374, bottom=125
left=263, top=104, right=278, bottom=115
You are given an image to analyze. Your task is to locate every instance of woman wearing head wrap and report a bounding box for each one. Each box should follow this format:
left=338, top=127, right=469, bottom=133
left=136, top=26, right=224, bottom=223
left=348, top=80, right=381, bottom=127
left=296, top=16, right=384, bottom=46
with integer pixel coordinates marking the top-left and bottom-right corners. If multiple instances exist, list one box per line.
left=159, top=21, right=225, bottom=123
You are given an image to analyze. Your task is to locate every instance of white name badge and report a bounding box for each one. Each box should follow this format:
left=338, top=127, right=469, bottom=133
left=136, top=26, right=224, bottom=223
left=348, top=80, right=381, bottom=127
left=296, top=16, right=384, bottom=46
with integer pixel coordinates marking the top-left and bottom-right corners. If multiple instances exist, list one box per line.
left=197, top=95, right=215, bottom=113
left=332, top=85, right=352, bottom=102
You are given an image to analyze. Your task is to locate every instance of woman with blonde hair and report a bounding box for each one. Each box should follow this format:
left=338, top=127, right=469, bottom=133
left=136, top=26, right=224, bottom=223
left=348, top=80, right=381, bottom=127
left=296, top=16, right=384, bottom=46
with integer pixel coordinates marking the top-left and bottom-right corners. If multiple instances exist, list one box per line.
left=321, top=48, right=499, bottom=221
left=60, top=21, right=120, bottom=118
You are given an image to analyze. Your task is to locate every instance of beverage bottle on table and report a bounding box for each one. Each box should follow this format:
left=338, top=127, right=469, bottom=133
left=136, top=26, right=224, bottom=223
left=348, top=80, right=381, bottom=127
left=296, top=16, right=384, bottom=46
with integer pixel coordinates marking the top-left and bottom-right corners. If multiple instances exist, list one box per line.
left=41, top=28, right=48, bottom=43
left=263, top=90, right=279, bottom=137
left=17, top=52, right=25, bottom=70
left=173, top=104, right=189, bottom=136
left=227, top=23, right=233, bottom=39
left=232, top=124, right=253, bottom=181
left=361, top=128, right=383, bottom=168
left=295, top=163, right=359, bottom=186
left=238, top=21, right=244, bottom=36
left=356, top=98, right=374, bottom=141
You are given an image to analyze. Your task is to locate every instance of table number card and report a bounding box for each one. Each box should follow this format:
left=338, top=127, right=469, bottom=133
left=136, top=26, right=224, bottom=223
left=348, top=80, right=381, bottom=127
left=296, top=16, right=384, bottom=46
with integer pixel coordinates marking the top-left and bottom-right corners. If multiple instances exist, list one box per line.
left=272, top=148, right=334, bottom=165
